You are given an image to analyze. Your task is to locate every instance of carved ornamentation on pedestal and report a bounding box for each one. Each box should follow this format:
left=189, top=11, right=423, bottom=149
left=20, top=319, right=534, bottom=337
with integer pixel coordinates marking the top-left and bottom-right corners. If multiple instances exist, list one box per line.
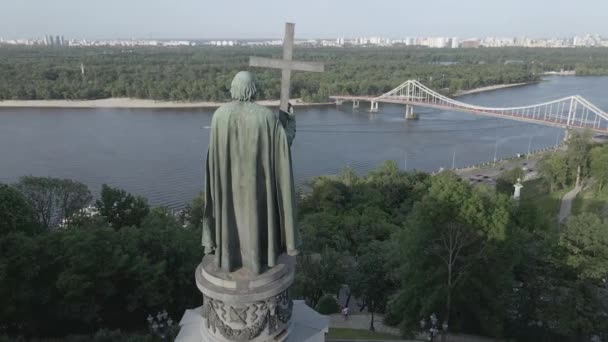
left=201, top=290, right=293, bottom=341
left=196, top=253, right=295, bottom=342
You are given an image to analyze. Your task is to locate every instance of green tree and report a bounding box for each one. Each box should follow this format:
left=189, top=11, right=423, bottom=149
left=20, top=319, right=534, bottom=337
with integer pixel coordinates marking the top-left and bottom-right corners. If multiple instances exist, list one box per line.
left=180, top=192, right=204, bottom=230
left=589, top=145, right=608, bottom=191
left=566, top=130, right=592, bottom=187
left=96, top=184, right=150, bottom=229
left=389, top=172, right=512, bottom=336
left=0, top=46, right=554, bottom=102
left=315, top=294, right=340, bottom=315
left=0, top=184, right=37, bottom=235
left=293, top=249, right=349, bottom=308
left=560, top=213, right=608, bottom=282
left=350, top=240, right=394, bottom=331
left=0, top=204, right=202, bottom=337
left=15, top=176, right=92, bottom=229
left=506, top=209, right=608, bottom=341
left=538, top=153, right=569, bottom=191
left=0, top=232, right=48, bottom=335
left=496, top=167, right=524, bottom=195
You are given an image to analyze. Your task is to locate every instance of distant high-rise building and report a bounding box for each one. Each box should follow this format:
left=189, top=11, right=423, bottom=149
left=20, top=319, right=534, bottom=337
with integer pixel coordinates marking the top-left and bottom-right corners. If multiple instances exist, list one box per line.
left=430, top=37, right=448, bottom=48
left=460, top=39, right=481, bottom=48
left=514, top=37, right=526, bottom=47
left=451, top=37, right=459, bottom=48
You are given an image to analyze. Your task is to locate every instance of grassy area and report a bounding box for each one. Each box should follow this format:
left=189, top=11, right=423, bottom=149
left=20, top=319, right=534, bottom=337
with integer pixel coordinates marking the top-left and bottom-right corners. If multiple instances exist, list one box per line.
left=572, top=184, right=608, bottom=217
left=327, top=328, right=402, bottom=340
left=522, top=177, right=608, bottom=224
left=520, top=178, right=569, bottom=218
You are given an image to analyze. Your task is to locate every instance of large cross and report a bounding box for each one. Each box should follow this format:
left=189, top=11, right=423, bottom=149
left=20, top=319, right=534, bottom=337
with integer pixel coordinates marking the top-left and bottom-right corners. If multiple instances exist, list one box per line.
left=249, top=23, right=324, bottom=112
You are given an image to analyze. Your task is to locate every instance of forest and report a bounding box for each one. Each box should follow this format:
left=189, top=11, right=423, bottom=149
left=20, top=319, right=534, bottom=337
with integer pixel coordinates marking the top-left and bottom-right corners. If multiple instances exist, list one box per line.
left=1, top=46, right=608, bottom=102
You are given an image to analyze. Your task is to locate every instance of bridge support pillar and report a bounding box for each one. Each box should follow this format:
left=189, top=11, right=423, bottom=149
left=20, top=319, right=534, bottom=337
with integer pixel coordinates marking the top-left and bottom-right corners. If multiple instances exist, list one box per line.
left=353, top=100, right=360, bottom=109
left=370, top=101, right=379, bottom=112
left=563, top=128, right=570, bottom=142
left=404, top=105, right=418, bottom=120
left=335, top=99, right=343, bottom=105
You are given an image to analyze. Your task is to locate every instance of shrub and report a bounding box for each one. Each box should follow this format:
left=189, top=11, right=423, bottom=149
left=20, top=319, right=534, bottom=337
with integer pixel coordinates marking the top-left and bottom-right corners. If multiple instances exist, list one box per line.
left=315, top=294, right=340, bottom=315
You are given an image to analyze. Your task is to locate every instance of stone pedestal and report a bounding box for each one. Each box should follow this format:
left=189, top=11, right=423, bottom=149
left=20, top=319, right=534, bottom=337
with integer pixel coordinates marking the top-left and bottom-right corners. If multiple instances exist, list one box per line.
left=177, top=300, right=328, bottom=342
left=179, top=253, right=305, bottom=342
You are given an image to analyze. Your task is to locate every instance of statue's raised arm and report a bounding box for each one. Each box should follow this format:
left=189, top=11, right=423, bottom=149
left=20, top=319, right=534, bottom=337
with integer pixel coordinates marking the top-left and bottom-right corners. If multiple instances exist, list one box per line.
left=278, top=103, right=296, bottom=147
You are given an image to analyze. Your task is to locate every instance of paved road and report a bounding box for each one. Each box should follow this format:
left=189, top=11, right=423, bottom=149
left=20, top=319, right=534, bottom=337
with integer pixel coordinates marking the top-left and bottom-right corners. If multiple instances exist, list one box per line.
left=456, top=158, right=539, bottom=187
left=559, top=185, right=583, bottom=223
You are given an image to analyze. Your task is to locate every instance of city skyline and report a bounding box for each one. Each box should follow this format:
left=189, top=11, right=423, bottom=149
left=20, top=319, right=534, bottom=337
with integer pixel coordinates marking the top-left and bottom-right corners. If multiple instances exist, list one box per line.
left=2, top=33, right=606, bottom=49
left=1, top=32, right=607, bottom=41
left=1, top=0, right=607, bottom=39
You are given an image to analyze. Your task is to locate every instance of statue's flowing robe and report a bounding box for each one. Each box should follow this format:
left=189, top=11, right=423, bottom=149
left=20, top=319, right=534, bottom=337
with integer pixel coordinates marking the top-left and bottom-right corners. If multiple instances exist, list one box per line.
left=202, top=101, right=299, bottom=275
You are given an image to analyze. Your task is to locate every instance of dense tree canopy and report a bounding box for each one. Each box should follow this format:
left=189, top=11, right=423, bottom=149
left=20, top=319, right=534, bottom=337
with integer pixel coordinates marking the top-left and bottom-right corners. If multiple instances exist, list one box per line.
left=0, top=181, right=200, bottom=338
left=3, top=148, right=608, bottom=340
left=14, top=176, right=92, bottom=230
left=8, top=46, right=608, bottom=102
left=590, top=145, right=608, bottom=191
left=96, top=184, right=150, bottom=229
left=387, top=172, right=514, bottom=336
left=0, top=184, right=36, bottom=235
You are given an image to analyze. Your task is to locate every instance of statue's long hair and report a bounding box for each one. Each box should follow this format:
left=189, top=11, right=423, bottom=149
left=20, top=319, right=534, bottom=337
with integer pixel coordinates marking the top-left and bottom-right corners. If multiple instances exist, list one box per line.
left=230, top=71, right=257, bottom=102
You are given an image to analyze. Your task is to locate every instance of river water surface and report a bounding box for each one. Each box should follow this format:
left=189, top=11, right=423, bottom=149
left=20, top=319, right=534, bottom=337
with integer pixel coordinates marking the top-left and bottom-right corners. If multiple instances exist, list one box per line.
left=1, top=76, right=606, bottom=208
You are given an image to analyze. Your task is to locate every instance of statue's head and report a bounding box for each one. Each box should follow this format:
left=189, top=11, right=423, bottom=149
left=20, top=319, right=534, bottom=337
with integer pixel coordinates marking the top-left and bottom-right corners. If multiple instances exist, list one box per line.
left=230, top=71, right=257, bottom=102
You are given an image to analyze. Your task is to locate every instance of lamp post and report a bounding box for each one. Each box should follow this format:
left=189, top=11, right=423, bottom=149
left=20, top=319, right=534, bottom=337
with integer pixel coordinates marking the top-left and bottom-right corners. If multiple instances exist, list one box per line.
left=430, top=313, right=439, bottom=342
left=147, top=311, right=174, bottom=341
left=420, top=313, right=446, bottom=342
left=420, top=317, right=426, bottom=338
left=493, top=139, right=499, bottom=167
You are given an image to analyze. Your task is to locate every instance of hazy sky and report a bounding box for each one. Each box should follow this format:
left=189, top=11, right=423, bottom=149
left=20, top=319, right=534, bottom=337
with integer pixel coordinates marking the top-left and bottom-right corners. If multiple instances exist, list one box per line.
left=1, top=0, right=607, bottom=39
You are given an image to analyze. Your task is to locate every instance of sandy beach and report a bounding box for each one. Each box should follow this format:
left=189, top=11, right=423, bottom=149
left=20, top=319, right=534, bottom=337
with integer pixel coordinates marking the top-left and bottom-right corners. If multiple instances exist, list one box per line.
left=453, top=82, right=529, bottom=97
left=0, top=83, right=532, bottom=109
left=0, top=97, right=331, bottom=109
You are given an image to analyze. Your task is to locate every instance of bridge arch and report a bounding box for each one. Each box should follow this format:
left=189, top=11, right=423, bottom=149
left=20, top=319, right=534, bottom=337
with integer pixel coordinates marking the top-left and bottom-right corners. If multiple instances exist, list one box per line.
left=331, top=80, right=608, bottom=132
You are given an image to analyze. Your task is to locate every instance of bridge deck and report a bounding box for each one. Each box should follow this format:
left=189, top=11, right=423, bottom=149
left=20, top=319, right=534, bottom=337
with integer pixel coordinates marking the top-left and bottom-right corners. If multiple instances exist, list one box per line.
left=330, top=79, right=608, bottom=133
left=330, top=95, right=376, bottom=101
left=329, top=96, right=608, bottom=133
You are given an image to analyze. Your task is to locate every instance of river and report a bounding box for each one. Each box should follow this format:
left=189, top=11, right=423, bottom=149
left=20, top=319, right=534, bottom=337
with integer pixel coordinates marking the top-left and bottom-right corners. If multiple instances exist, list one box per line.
left=1, top=76, right=606, bottom=208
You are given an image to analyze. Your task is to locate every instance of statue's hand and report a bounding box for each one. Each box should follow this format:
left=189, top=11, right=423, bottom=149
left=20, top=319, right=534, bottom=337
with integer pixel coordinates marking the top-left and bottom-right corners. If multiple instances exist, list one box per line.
left=279, top=103, right=294, bottom=122
left=278, top=104, right=296, bottom=146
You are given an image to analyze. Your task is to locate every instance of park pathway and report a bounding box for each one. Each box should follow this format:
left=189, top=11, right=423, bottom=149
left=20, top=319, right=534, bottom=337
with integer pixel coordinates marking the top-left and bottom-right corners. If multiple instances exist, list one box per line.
left=328, top=313, right=499, bottom=342
left=329, top=313, right=400, bottom=336
left=559, top=185, right=583, bottom=223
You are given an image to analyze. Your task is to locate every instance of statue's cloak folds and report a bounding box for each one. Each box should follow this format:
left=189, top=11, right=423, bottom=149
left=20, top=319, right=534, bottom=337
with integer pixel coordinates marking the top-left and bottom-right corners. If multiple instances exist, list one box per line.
left=202, top=101, right=299, bottom=275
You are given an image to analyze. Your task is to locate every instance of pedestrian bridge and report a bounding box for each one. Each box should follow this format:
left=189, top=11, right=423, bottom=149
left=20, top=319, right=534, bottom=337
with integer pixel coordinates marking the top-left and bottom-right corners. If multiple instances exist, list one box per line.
left=330, top=80, right=608, bottom=132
